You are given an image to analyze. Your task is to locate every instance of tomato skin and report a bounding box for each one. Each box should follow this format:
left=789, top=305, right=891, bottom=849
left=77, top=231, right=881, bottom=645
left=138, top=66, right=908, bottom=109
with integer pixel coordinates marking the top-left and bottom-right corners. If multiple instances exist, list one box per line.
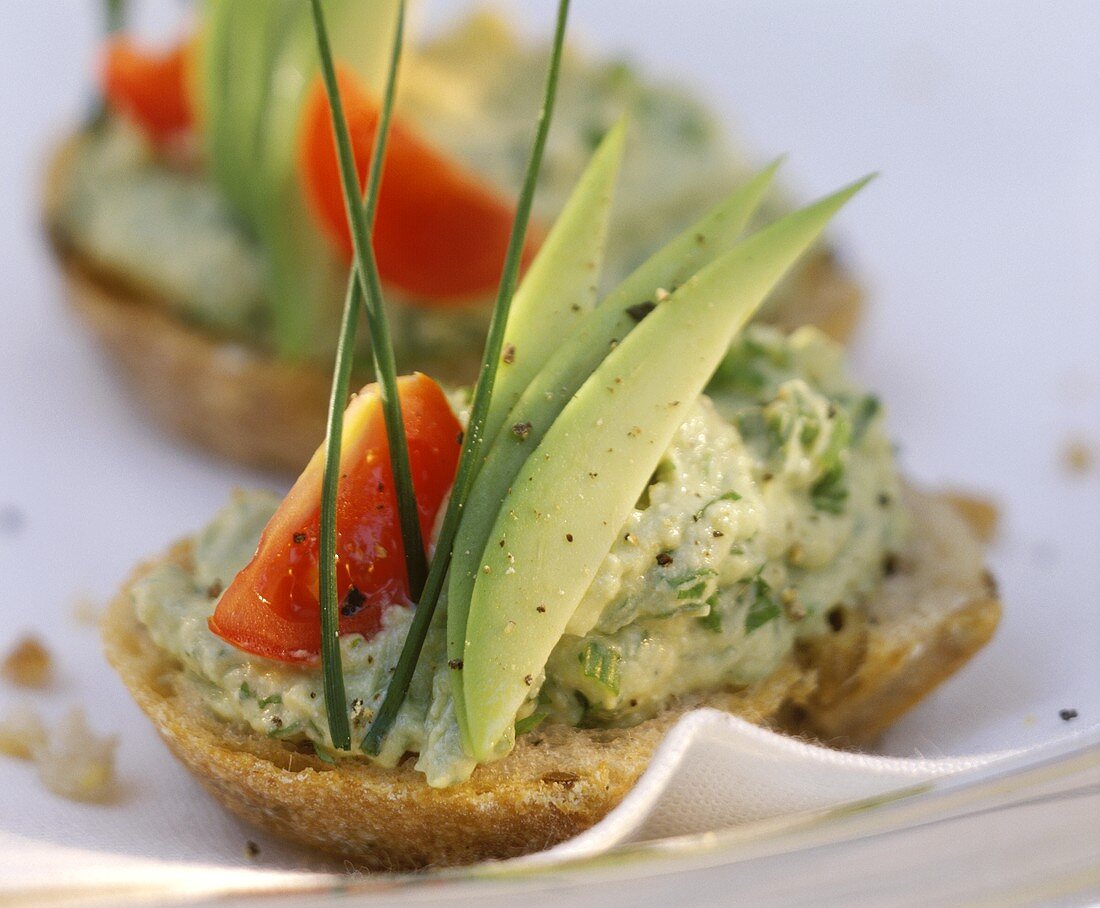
left=209, top=374, right=462, bottom=664
left=101, top=37, right=194, bottom=145
left=298, top=65, right=539, bottom=304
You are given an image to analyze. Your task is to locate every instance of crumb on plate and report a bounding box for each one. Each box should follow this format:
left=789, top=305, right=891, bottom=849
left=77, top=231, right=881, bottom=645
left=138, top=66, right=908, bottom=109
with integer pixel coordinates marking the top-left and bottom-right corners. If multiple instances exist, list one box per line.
left=2, top=636, right=53, bottom=688
left=943, top=492, right=999, bottom=543
left=1061, top=438, right=1095, bottom=476
left=35, top=708, right=118, bottom=803
left=0, top=705, right=47, bottom=759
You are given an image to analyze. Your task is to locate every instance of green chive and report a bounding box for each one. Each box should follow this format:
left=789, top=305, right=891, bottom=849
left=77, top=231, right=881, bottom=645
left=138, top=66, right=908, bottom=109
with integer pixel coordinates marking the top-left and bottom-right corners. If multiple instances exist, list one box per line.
left=311, top=0, right=424, bottom=593
left=693, top=490, right=742, bottom=521
left=91, top=0, right=128, bottom=130
left=579, top=640, right=621, bottom=695
left=361, top=0, right=572, bottom=756
left=514, top=710, right=548, bottom=737
left=850, top=394, right=882, bottom=442
left=106, top=0, right=126, bottom=34
left=744, top=576, right=781, bottom=633
left=310, top=0, right=409, bottom=752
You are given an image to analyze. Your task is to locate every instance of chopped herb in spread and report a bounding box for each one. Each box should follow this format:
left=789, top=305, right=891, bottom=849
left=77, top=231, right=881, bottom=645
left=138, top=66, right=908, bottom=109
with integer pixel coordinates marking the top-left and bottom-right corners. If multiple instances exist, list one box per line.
left=579, top=641, right=622, bottom=696
left=743, top=575, right=781, bottom=634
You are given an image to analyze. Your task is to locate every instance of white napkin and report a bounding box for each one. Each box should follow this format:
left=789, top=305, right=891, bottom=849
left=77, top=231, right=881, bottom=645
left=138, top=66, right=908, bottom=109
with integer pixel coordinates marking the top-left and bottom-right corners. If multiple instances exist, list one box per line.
left=521, top=709, right=1021, bottom=866
left=1, top=708, right=1080, bottom=901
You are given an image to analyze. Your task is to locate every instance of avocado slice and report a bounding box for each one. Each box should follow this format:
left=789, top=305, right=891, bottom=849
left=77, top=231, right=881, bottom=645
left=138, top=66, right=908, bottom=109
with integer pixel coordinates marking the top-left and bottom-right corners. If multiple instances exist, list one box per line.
left=197, top=0, right=400, bottom=356
left=483, top=117, right=627, bottom=446
left=446, top=162, right=778, bottom=749
left=200, top=0, right=398, bottom=220
left=460, top=177, right=871, bottom=761
left=446, top=120, right=626, bottom=742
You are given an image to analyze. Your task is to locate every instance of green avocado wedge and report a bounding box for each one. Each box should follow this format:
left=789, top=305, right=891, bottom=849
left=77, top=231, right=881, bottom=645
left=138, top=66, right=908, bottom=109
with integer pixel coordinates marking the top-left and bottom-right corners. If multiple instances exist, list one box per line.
left=482, top=117, right=627, bottom=447
left=446, top=118, right=625, bottom=746
left=200, top=0, right=398, bottom=220
left=459, top=176, right=873, bottom=761
left=198, top=0, right=400, bottom=356
left=446, top=161, right=779, bottom=749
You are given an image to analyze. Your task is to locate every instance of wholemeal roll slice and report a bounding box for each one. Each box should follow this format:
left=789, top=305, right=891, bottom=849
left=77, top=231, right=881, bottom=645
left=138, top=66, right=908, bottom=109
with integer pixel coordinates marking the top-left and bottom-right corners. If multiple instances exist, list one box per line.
left=45, top=136, right=862, bottom=475
left=103, top=488, right=999, bottom=871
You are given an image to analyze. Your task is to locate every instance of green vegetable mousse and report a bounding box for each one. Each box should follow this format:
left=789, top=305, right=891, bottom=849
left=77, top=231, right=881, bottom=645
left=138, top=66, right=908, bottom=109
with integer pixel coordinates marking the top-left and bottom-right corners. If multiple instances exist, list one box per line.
left=52, top=7, right=857, bottom=381
left=132, top=324, right=905, bottom=787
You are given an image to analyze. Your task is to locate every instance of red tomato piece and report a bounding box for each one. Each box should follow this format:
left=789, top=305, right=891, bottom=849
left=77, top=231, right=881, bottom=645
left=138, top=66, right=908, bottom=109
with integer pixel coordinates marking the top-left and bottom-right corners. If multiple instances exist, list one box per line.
left=209, top=373, right=462, bottom=664
left=298, top=65, right=540, bottom=304
left=101, top=36, right=194, bottom=145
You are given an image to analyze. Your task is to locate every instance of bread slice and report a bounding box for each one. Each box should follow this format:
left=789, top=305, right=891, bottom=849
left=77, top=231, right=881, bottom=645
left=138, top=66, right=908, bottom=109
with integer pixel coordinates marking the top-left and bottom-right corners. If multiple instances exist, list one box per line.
left=45, top=137, right=863, bottom=474
left=102, top=487, right=999, bottom=870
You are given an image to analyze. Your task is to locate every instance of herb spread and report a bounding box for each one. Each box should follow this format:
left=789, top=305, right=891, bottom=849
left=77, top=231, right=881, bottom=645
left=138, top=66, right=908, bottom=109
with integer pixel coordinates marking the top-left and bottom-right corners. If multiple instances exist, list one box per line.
left=133, top=325, right=905, bottom=786
left=55, top=13, right=801, bottom=371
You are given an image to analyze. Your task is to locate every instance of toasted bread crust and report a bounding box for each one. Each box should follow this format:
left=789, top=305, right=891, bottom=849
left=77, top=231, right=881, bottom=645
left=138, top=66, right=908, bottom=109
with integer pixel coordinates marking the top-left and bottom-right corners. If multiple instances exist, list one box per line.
left=45, top=137, right=863, bottom=474
left=941, top=492, right=1000, bottom=544
left=102, top=489, right=998, bottom=869
left=767, top=247, right=863, bottom=345
left=54, top=245, right=334, bottom=473
left=44, top=138, right=333, bottom=472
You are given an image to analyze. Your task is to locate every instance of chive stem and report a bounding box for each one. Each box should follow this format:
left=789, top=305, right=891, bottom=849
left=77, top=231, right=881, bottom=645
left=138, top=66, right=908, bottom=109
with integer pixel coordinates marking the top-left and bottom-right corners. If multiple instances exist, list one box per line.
left=362, top=0, right=571, bottom=755
left=317, top=288, right=356, bottom=752
left=359, top=3, right=404, bottom=234
left=311, top=0, right=425, bottom=595
left=91, top=0, right=128, bottom=131
left=311, top=0, right=409, bottom=752
left=106, top=0, right=126, bottom=35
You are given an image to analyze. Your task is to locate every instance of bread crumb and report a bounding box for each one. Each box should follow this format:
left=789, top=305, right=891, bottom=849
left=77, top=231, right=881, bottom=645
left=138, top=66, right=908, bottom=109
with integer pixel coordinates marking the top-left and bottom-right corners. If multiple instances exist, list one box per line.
left=0, top=705, right=47, bottom=759
left=2, top=636, right=53, bottom=688
left=0, top=705, right=117, bottom=802
left=1062, top=438, right=1095, bottom=475
left=70, top=595, right=104, bottom=628
left=35, top=708, right=118, bottom=803
left=943, top=493, right=999, bottom=543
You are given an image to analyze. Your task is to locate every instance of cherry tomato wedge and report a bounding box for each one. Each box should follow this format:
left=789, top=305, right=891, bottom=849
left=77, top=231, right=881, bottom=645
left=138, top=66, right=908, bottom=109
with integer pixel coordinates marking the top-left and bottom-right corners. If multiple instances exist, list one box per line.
left=101, top=36, right=194, bottom=145
left=299, top=65, right=539, bottom=304
left=209, top=374, right=462, bottom=664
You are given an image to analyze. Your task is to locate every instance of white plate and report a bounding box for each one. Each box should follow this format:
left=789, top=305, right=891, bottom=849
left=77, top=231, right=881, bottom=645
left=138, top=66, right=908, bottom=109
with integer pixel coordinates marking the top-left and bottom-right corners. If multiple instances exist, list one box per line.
left=0, top=1, right=1097, bottom=903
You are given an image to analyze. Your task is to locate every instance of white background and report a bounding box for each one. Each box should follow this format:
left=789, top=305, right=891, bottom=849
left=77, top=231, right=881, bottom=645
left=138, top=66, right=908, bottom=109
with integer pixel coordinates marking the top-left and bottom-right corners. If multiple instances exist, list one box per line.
left=0, top=0, right=1097, bottom=880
